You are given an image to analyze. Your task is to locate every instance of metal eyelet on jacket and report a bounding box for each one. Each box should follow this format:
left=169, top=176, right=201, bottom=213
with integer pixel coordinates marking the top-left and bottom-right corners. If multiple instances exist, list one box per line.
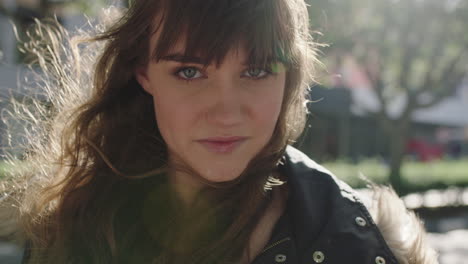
left=312, top=251, right=325, bottom=263
left=375, top=256, right=386, bottom=264
left=274, top=254, right=287, bottom=263
left=355, top=216, right=367, bottom=227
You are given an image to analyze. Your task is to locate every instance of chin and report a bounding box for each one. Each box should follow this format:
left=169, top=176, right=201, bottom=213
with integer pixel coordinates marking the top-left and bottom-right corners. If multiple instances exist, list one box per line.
left=198, top=165, right=246, bottom=183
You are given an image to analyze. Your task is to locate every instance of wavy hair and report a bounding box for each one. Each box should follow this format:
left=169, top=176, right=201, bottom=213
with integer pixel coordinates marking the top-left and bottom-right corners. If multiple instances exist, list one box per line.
left=0, top=0, right=319, bottom=263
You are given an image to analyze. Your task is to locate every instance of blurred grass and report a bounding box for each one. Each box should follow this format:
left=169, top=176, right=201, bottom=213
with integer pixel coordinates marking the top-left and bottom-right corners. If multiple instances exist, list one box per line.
left=1, top=158, right=468, bottom=194
left=0, top=160, right=25, bottom=180
left=323, top=158, right=468, bottom=194
left=323, top=159, right=388, bottom=187
left=401, top=159, right=468, bottom=189
left=0, top=161, right=10, bottom=180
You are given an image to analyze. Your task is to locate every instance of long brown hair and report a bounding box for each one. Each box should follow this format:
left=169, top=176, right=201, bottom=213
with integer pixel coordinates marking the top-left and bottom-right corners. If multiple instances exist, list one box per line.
left=1, top=0, right=319, bottom=263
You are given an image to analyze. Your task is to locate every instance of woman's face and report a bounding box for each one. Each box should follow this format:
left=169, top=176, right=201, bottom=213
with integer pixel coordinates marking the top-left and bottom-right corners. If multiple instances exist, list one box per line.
left=136, top=35, right=286, bottom=183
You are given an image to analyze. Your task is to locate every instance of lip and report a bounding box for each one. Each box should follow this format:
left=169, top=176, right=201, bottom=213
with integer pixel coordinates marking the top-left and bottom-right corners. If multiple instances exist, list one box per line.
left=196, top=136, right=248, bottom=154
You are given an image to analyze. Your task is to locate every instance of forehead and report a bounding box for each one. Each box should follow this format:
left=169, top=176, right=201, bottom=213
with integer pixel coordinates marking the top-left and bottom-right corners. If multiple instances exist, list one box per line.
left=149, top=23, right=248, bottom=65
left=145, top=0, right=293, bottom=67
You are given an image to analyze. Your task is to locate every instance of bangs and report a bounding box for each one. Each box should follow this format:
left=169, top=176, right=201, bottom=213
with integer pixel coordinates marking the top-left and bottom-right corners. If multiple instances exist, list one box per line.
left=151, top=0, right=294, bottom=68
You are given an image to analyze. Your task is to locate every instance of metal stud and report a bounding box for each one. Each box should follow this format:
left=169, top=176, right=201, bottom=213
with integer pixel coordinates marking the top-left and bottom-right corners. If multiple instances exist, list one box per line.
left=375, top=256, right=386, bottom=264
left=313, top=251, right=325, bottom=263
left=355, top=216, right=367, bottom=227
left=275, top=254, right=287, bottom=263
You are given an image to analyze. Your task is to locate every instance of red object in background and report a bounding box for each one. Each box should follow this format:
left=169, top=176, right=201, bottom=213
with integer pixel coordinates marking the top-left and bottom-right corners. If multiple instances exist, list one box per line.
left=406, top=139, right=444, bottom=162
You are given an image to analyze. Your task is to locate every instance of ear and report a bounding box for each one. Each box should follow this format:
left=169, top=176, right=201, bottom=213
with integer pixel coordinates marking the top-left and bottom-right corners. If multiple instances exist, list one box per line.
left=135, top=66, right=153, bottom=95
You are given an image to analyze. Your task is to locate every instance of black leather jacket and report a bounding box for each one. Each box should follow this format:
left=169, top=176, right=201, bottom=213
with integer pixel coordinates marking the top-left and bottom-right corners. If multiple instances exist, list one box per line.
left=22, top=146, right=399, bottom=264
left=251, top=146, right=398, bottom=264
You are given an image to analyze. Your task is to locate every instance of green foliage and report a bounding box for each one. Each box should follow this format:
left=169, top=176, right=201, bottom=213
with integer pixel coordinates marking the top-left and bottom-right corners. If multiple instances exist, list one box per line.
left=308, top=0, right=468, bottom=95
left=324, top=158, right=468, bottom=195
left=0, top=161, right=10, bottom=180
left=0, top=160, right=29, bottom=180
left=67, top=0, right=109, bottom=16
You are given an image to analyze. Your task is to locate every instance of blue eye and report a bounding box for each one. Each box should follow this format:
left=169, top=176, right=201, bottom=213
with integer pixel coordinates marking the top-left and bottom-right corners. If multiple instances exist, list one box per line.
left=176, top=67, right=203, bottom=80
left=244, top=67, right=270, bottom=78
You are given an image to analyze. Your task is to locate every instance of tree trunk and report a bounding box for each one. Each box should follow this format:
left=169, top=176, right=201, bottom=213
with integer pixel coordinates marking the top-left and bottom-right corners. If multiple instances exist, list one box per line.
left=385, top=117, right=410, bottom=194
left=389, top=132, right=405, bottom=194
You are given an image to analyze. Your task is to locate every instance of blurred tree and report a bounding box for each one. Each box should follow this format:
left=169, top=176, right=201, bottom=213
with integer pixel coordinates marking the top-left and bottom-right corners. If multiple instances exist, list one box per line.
left=308, top=0, right=468, bottom=192
left=0, top=0, right=110, bottom=63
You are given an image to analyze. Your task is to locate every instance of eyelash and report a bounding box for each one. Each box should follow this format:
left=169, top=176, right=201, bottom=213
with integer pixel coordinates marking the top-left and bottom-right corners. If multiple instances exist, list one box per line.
left=172, top=66, right=274, bottom=82
left=173, top=67, right=205, bottom=82
left=245, top=67, right=274, bottom=79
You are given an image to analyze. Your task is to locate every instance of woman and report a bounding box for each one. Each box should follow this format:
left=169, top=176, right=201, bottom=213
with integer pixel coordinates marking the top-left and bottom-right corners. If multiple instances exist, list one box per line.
left=0, top=0, right=437, bottom=263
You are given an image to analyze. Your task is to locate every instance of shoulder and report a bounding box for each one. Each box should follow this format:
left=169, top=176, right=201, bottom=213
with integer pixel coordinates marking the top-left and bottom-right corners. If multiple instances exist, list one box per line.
left=282, top=145, right=363, bottom=210
left=281, top=146, right=438, bottom=264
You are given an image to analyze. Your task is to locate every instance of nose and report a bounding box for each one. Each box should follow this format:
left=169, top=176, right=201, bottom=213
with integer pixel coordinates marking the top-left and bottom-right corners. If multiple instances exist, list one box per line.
left=206, top=77, right=244, bottom=127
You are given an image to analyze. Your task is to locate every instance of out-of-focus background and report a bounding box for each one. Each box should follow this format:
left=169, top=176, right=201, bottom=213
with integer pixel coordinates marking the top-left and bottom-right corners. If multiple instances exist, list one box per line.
left=1, top=0, right=467, bottom=263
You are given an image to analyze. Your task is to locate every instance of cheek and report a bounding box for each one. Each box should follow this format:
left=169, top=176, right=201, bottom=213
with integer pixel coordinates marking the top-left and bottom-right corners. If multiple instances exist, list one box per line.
left=251, top=80, right=285, bottom=130
left=152, top=96, right=193, bottom=145
left=147, top=67, right=199, bottom=148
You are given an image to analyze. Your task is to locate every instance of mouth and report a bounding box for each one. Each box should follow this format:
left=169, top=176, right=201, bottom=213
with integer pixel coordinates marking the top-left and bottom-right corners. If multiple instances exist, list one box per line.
left=196, top=136, right=248, bottom=154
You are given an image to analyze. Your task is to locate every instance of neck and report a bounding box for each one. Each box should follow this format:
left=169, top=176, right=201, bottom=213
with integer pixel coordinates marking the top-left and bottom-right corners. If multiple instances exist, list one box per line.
left=168, top=169, right=204, bottom=206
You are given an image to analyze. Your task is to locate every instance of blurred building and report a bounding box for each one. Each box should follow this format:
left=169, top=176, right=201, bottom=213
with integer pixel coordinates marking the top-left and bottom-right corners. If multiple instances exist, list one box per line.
left=298, top=56, right=468, bottom=162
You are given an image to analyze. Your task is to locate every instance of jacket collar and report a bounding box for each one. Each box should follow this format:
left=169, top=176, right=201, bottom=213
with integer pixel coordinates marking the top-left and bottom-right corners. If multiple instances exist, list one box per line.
left=280, top=146, right=360, bottom=251
left=268, top=146, right=399, bottom=264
